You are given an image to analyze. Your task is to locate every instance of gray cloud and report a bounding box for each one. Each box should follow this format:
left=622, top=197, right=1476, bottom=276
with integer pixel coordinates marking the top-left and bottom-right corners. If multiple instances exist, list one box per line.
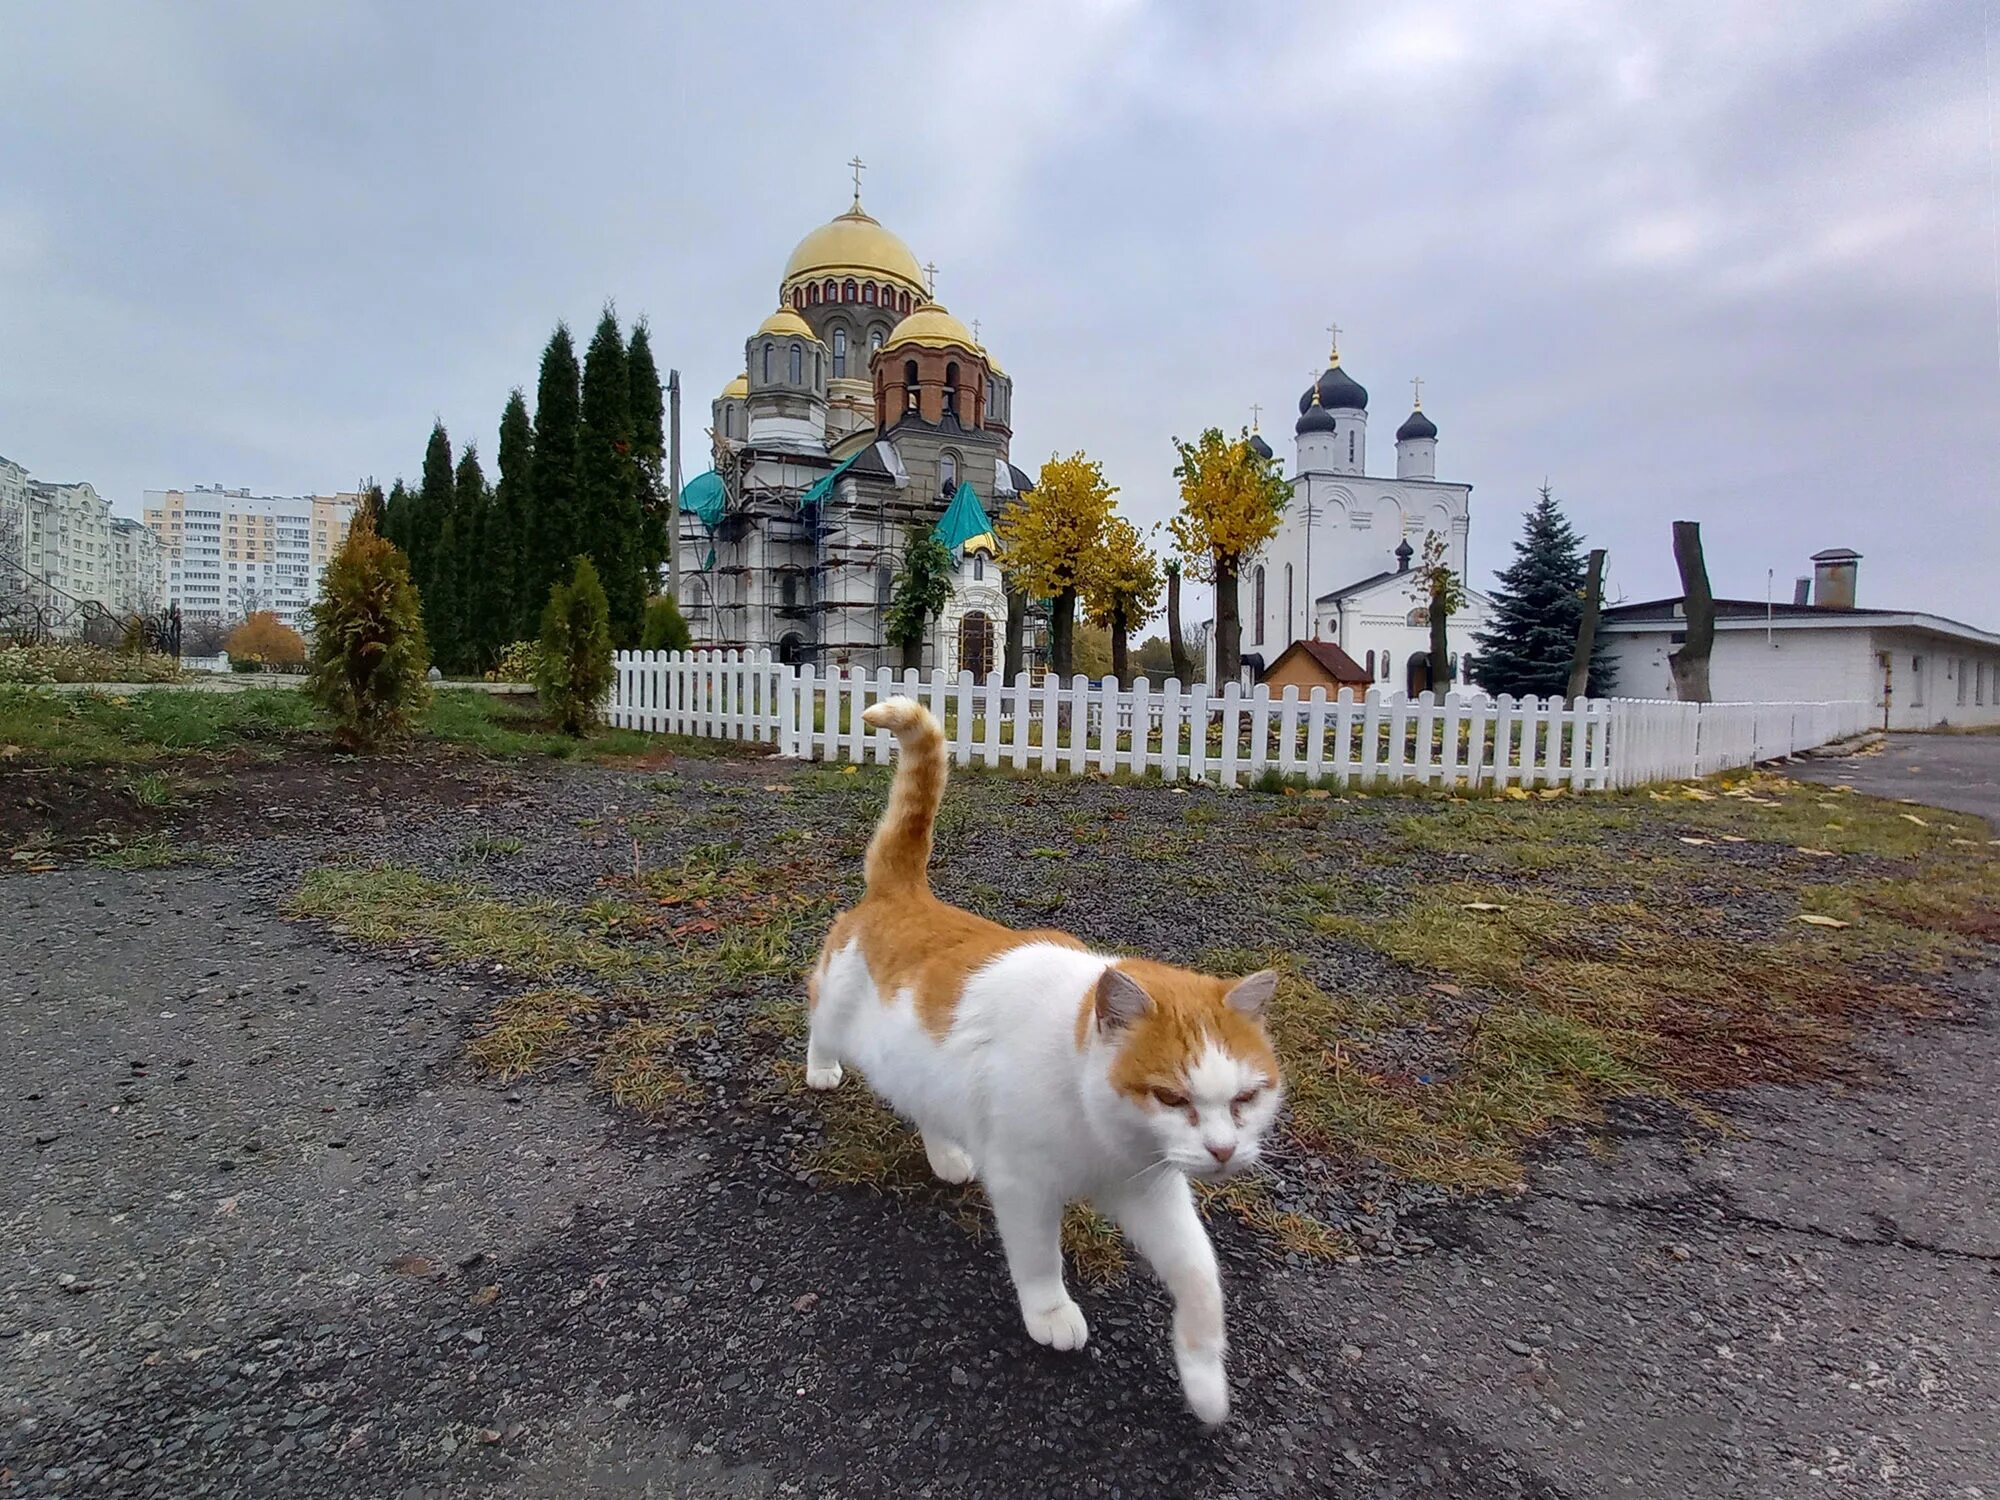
left=3, top=0, right=1993, bottom=622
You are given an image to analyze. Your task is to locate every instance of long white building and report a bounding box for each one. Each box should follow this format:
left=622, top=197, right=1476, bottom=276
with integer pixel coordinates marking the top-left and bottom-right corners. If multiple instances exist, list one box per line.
left=0, top=453, right=164, bottom=631
left=143, top=485, right=359, bottom=629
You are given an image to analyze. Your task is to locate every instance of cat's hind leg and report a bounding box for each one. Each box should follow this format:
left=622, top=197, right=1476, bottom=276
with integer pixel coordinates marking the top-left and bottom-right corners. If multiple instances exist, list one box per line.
left=921, top=1132, right=975, bottom=1184
left=803, top=970, right=844, bottom=1090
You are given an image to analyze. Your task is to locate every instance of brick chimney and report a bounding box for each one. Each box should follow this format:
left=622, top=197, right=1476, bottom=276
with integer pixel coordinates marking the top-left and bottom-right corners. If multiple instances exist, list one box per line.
left=1810, top=548, right=1860, bottom=609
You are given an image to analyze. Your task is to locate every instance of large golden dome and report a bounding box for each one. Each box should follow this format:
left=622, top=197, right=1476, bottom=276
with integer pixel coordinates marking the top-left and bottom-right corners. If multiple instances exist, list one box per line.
left=881, top=302, right=979, bottom=354
left=782, top=204, right=926, bottom=296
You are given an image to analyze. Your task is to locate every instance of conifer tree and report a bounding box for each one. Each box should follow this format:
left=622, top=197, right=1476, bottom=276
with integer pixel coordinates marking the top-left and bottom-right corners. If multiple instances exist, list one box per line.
left=1473, top=485, right=1617, bottom=698
left=414, top=421, right=454, bottom=611
left=379, top=478, right=411, bottom=557
left=495, top=388, right=534, bottom=640
left=535, top=556, right=615, bottom=736
left=430, top=511, right=462, bottom=673
left=528, top=324, right=582, bottom=626
left=626, top=321, right=668, bottom=581
left=578, top=309, right=644, bottom=644
left=307, top=508, right=430, bottom=749
left=454, top=444, right=491, bottom=671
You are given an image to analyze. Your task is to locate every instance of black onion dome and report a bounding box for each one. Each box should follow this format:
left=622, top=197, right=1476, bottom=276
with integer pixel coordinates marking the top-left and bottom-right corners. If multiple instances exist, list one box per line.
left=1298, top=363, right=1368, bottom=414
left=1247, top=431, right=1274, bottom=459
left=1396, top=408, right=1437, bottom=441
left=1295, top=402, right=1338, bottom=436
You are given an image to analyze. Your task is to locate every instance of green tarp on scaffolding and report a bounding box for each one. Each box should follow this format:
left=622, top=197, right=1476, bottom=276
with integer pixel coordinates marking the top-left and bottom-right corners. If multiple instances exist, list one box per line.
left=680, top=469, right=725, bottom=531
left=799, top=451, right=862, bottom=509
left=933, top=481, right=997, bottom=556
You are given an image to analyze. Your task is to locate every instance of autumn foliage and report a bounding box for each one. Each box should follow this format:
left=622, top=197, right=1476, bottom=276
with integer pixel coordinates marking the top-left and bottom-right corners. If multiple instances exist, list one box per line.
left=1169, top=428, right=1290, bottom=684
left=997, top=451, right=1118, bottom=677
left=1079, top=517, right=1163, bottom=685
left=306, top=510, right=432, bottom=750
left=224, top=611, right=306, bottom=671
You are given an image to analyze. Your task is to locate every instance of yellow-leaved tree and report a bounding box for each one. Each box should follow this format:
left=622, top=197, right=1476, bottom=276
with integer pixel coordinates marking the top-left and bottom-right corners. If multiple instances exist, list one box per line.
left=1168, top=428, right=1290, bottom=685
left=1079, top=516, right=1163, bottom=686
left=997, top=451, right=1117, bottom=678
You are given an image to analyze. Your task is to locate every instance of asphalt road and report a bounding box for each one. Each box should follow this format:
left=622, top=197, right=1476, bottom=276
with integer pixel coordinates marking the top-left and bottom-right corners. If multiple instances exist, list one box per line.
left=5, top=860, right=1997, bottom=1498
left=1791, top=732, right=2000, bottom=830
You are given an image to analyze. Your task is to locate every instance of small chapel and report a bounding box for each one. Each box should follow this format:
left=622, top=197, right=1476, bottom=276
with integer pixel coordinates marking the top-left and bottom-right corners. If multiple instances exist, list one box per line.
left=1225, top=332, right=1495, bottom=696
left=675, top=166, right=1035, bottom=674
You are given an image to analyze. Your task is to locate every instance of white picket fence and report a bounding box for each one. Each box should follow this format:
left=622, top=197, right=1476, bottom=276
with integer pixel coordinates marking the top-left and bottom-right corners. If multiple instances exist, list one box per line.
left=607, top=650, right=1870, bottom=792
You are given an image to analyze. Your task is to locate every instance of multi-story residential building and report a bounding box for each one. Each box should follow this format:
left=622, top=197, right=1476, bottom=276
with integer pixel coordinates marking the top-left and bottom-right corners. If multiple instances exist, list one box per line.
left=143, top=486, right=359, bottom=629
left=0, top=452, right=164, bottom=632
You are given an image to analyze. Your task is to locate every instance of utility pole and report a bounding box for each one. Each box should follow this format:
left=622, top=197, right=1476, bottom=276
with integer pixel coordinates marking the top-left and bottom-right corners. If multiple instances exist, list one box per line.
left=668, top=368, right=682, bottom=599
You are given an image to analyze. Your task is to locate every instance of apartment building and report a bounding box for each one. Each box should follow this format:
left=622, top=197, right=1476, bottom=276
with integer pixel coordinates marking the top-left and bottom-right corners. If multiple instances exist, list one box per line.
left=143, top=485, right=359, bottom=629
left=0, top=452, right=164, bottom=629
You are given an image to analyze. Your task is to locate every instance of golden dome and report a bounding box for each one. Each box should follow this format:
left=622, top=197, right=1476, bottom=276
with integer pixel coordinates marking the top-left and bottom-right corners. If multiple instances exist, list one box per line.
left=881, top=302, right=979, bottom=355
left=719, top=372, right=749, bottom=400
left=781, top=205, right=926, bottom=295
left=755, top=306, right=817, bottom=340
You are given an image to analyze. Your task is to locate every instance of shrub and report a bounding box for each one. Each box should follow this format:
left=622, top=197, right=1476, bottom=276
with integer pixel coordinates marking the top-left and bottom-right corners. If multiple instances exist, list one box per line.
left=534, top=557, right=614, bottom=736
left=225, top=611, right=306, bottom=671
left=229, top=656, right=266, bottom=673
left=306, top=509, right=431, bottom=750
left=638, top=596, right=692, bottom=653
left=0, top=643, right=183, bottom=685
left=488, top=639, right=546, bottom=684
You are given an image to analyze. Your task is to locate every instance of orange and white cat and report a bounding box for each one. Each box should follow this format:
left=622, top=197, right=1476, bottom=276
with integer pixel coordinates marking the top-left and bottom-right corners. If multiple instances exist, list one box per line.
left=806, top=697, right=1282, bottom=1426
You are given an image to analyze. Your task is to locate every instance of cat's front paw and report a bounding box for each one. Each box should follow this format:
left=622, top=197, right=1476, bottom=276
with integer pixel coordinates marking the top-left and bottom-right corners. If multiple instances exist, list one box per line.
left=1023, top=1296, right=1089, bottom=1352
left=923, top=1137, right=975, bottom=1184
left=1178, top=1348, right=1230, bottom=1427
left=805, top=1061, right=844, bottom=1090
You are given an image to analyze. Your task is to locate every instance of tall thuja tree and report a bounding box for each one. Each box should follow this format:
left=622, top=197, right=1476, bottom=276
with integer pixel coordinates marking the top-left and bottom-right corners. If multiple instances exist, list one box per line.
left=414, top=420, right=455, bottom=613
left=379, top=478, right=411, bottom=557
left=578, top=309, right=645, bottom=644
left=528, top=324, right=582, bottom=625
left=453, top=444, right=493, bottom=671
left=626, top=320, right=668, bottom=586
left=1474, top=484, right=1616, bottom=698
left=495, top=388, right=534, bottom=640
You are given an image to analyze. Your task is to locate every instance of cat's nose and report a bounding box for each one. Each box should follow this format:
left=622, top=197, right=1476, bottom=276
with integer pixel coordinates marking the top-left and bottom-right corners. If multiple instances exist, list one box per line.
left=1207, top=1142, right=1236, bottom=1165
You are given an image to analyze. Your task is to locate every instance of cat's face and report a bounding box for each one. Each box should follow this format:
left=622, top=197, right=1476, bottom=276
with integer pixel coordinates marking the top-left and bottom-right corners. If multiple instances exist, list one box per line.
left=1096, top=964, right=1283, bottom=1181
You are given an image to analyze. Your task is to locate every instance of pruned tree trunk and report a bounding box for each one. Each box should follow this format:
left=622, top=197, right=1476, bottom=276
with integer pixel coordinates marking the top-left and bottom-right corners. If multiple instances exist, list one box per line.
left=1567, top=547, right=1606, bottom=703
left=1110, top=599, right=1130, bottom=687
left=1214, top=560, right=1242, bottom=688
left=1166, top=565, right=1192, bottom=684
left=1428, top=597, right=1450, bottom=695
left=899, top=631, right=923, bottom=673
left=1003, top=577, right=1026, bottom=680
left=1050, top=588, right=1077, bottom=679
left=1667, top=521, right=1714, bottom=703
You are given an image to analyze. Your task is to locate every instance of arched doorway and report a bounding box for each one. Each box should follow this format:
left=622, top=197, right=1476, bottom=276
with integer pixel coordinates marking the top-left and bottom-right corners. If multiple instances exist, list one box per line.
left=958, top=610, right=994, bottom=679
left=1406, top=651, right=1433, bottom=697
left=778, top=632, right=806, bottom=667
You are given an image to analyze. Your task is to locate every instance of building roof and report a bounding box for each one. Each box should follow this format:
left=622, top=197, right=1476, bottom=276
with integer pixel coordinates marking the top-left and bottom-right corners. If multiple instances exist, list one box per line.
left=755, top=307, right=817, bottom=340
left=781, top=204, right=927, bottom=296
left=1265, top=638, right=1372, bottom=685
left=882, top=302, right=979, bottom=355
left=1601, top=596, right=2000, bottom=649
left=1395, top=407, right=1437, bottom=441
left=1314, top=568, right=1401, bottom=605
left=1298, top=356, right=1368, bottom=414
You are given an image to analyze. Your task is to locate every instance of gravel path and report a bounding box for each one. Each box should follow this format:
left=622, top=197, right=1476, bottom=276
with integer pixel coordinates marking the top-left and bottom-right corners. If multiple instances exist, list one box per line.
left=2, top=752, right=1996, bottom=1498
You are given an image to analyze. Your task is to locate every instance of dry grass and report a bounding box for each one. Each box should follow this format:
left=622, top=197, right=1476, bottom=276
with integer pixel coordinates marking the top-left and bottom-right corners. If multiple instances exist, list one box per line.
left=595, top=1016, right=702, bottom=1115
left=468, top=988, right=600, bottom=1081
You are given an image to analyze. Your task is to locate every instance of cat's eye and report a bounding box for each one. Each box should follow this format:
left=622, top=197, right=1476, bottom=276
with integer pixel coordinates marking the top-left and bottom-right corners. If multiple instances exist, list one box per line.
left=1231, top=1089, right=1261, bottom=1107
left=1152, top=1089, right=1189, bottom=1110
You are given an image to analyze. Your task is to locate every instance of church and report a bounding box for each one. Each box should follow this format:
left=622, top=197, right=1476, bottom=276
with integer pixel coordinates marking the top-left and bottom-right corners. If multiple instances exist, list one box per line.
left=675, top=170, right=1034, bottom=675
left=1224, top=334, right=1496, bottom=696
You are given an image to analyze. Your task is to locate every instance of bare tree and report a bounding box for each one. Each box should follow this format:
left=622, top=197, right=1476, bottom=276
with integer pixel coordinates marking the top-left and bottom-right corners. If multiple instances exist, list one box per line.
left=1567, top=548, right=1606, bottom=703
left=1667, top=521, right=1715, bottom=703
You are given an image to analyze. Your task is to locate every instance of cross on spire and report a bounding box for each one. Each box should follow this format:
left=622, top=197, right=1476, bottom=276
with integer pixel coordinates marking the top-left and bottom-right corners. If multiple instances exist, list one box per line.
left=1410, top=375, right=1424, bottom=409
left=923, top=261, right=938, bottom=297
left=1249, top=402, right=1263, bottom=431
left=847, top=155, right=866, bottom=209
left=972, top=317, right=982, bottom=343
left=1326, top=321, right=1342, bottom=363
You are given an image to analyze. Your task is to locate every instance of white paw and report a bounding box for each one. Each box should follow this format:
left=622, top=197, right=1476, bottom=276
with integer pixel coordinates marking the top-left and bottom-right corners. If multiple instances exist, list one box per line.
left=924, top=1139, right=976, bottom=1184
left=1178, top=1348, right=1230, bottom=1427
left=804, top=1061, right=844, bottom=1091
left=1023, top=1296, right=1089, bottom=1352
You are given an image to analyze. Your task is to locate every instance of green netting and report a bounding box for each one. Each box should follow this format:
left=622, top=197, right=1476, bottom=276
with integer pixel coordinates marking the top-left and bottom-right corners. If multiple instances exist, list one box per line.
left=680, top=469, right=725, bottom=530
left=799, top=451, right=862, bottom=509
left=933, top=481, right=997, bottom=554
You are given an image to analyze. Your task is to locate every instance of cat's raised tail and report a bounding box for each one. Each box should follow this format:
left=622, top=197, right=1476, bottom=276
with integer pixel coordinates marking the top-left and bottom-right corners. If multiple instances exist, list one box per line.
left=859, top=696, right=948, bottom=896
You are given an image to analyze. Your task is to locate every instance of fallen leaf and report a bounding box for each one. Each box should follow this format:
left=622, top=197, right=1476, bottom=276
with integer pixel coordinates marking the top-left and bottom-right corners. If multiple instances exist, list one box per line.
left=1536, top=787, right=1565, bottom=799
left=1678, top=837, right=1715, bottom=846
left=1428, top=982, right=1464, bottom=998
left=1681, top=789, right=1716, bottom=801
left=471, top=1284, right=500, bottom=1307
left=1461, top=901, right=1506, bottom=913
left=1501, top=786, right=1530, bottom=801
left=1720, top=835, right=1749, bottom=844
left=26, top=862, right=56, bottom=873
left=1795, top=848, right=1838, bottom=857
left=792, top=1292, right=819, bottom=1313
left=1304, top=789, right=1331, bottom=800
left=1898, top=813, right=1928, bottom=826
left=841, top=765, right=858, bottom=776
left=1793, top=914, right=1850, bottom=929
left=385, top=1254, right=436, bottom=1276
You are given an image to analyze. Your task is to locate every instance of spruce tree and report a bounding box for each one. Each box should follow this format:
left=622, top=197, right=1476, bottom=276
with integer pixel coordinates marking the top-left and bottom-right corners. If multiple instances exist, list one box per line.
left=578, top=309, right=645, bottom=645
left=495, top=388, right=534, bottom=641
left=528, top=324, right=582, bottom=629
left=627, top=321, right=668, bottom=582
left=454, top=444, right=490, bottom=671
left=1472, top=485, right=1617, bottom=698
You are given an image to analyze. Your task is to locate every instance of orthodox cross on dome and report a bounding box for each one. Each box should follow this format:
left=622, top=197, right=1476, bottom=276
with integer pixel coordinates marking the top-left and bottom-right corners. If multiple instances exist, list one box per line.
left=847, top=155, right=866, bottom=210
left=1326, top=322, right=1342, bottom=364
left=923, top=261, right=938, bottom=297
left=1249, top=402, right=1263, bottom=431
left=972, top=317, right=982, bottom=343
left=1410, top=375, right=1424, bottom=409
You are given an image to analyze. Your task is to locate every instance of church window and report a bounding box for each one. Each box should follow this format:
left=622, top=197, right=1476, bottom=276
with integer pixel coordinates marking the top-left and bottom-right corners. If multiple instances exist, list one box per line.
left=788, top=343, right=803, bottom=384
left=1365, top=649, right=1375, bottom=675
left=843, top=279, right=858, bottom=303
left=792, top=288, right=805, bottom=310
left=808, top=283, right=820, bottom=305
left=1251, top=565, right=1266, bottom=645
left=973, top=552, right=985, bottom=581
left=943, top=362, right=959, bottom=419
left=863, top=282, right=876, bottom=305
left=940, top=452, right=957, bottom=492
left=870, top=327, right=884, bottom=354
left=832, top=328, right=847, bottom=379
left=824, top=279, right=837, bottom=302
left=876, top=563, right=893, bottom=607
left=1285, top=564, right=1294, bottom=636
left=1349, top=431, right=1356, bottom=463
left=780, top=571, right=799, bottom=608
left=761, top=342, right=773, bottom=383
left=1380, top=652, right=1391, bottom=682
left=814, top=351, right=822, bottom=387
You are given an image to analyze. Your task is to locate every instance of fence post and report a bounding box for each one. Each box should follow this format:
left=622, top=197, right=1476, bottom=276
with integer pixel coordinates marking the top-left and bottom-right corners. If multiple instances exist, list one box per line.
left=1218, top=682, right=1243, bottom=787
left=1188, top=682, right=1210, bottom=783
left=1303, top=687, right=1327, bottom=786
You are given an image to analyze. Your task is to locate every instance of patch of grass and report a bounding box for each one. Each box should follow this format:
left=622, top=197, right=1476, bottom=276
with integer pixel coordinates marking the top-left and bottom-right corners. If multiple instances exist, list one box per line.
left=595, top=1016, right=700, bottom=1115
left=0, top=685, right=314, bottom=766
left=90, top=833, right=214, bottom=870
left=420, top=690, right=660, bottom=762
left=458, top=833, right=524, bottom=860
left=1199, top=1178, right=1351, bottom=1260
left=122, top=770, right=184, bottom=808
left=469, top=988, right=600, bottom=1081
left=1061, top=1205, right=1128, bottom=1286
left=285, top=864, right=644, bottom=981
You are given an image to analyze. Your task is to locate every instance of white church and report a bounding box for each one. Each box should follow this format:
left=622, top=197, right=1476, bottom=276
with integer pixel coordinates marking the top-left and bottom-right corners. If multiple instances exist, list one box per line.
left=1217, top=333, right=1495, bottom=695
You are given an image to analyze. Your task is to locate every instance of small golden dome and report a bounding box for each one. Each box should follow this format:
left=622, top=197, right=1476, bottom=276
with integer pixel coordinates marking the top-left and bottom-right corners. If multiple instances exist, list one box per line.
left=719, top=373, right=749, bottom=400
left=755, top=306, right=817, bottom=340
left=881, top=303, right=979, bottom=355
left=781, top=205, right=926, bottom=296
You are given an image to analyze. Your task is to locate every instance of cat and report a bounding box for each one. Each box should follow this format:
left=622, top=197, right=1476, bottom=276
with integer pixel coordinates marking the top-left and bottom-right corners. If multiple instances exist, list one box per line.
left=805, top=696, right=1283, bottom=1426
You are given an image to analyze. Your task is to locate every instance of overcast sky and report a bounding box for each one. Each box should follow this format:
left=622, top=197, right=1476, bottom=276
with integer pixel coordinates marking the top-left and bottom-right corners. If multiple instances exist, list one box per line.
left=4, top=2, right=1995, bottom=624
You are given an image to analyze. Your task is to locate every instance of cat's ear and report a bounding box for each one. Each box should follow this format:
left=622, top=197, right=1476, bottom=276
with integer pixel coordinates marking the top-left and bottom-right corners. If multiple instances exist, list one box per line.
left=1095, top=967, right=1155, bottom=1032
left=1225, top=970, right=1279, bottom=1019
